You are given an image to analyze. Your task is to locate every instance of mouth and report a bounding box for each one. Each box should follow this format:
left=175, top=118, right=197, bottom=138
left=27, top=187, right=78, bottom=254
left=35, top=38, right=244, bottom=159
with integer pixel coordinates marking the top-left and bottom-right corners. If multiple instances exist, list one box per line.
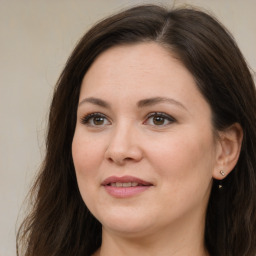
left=107, top=182, right=146, bottom=187
left=101, top=176, right=153, bottom=198
left=102, top=175, right=153, bottom=186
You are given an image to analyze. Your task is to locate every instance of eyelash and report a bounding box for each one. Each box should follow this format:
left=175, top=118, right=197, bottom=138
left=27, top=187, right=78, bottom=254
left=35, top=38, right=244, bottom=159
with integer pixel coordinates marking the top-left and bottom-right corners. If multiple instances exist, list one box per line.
left=80, top=112, right=176, bottom=127
left=80, top=112, right=110, bottom=126
left=144, top=112, right=176, bottom=126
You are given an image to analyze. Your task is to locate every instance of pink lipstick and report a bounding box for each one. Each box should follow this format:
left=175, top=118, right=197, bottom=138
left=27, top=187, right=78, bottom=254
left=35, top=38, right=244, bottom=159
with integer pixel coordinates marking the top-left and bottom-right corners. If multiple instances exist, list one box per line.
left=102, top=176, right=153, bottom=198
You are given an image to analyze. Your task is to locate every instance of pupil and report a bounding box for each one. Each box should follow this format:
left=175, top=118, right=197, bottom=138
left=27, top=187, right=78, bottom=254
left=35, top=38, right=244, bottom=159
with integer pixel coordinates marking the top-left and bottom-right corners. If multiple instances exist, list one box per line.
left=94, top=117, right=104, bottom=125
left=153, top=116, right=164, bottom=125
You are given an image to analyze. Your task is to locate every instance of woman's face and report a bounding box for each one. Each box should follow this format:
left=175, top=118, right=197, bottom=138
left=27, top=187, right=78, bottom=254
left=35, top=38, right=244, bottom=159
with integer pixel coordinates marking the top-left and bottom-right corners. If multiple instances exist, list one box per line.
left=72, top=42, right=219, bottom=237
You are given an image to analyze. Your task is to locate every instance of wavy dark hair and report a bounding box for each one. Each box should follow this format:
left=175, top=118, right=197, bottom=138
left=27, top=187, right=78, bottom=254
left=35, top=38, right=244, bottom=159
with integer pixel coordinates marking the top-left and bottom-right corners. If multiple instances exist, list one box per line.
left=17, top=4, right=256, bottom=256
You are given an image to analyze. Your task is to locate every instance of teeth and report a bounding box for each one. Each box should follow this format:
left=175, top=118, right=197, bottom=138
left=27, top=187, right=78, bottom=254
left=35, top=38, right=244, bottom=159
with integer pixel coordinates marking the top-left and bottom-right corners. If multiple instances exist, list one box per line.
left=116, top=182, right=122, bottom=187
left=110, top=182, right=139, bottom=187
left=122, top=182, right=131, bottom=187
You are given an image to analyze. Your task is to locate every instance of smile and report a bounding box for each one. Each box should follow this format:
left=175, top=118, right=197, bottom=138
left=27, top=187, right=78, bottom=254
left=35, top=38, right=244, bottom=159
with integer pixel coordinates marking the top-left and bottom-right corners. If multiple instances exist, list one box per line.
left=109, top=182, right=141, bottom=187
left=102, top=176, right=153, bottom=198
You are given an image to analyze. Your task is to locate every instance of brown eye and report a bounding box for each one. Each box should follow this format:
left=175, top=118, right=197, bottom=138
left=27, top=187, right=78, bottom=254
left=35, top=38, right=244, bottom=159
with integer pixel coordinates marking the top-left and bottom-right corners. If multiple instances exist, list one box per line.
left=144, top=112, right=175, bottom=126
left=81, top=113, right=111, bottom=126
left=93, top=117, right=105, bottom=125
left=152, top=116, right=165, bottom=125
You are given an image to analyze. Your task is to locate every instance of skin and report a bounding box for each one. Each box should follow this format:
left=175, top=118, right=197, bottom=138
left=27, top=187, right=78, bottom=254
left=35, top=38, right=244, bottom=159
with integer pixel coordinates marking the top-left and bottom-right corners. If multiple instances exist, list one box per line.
left=72, top=42, right=241, bottom=256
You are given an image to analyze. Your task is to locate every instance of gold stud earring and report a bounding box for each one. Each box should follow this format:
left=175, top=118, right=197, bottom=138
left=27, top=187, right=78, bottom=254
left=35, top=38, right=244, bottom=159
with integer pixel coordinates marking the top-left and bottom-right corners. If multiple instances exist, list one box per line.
left=220, top=170, right=225, bottom=176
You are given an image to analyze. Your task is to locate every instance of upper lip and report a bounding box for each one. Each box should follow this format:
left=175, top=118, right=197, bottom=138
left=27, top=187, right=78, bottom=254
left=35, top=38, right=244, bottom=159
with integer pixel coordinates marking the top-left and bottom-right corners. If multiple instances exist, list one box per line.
left=101, top=175, right=153, bottom=186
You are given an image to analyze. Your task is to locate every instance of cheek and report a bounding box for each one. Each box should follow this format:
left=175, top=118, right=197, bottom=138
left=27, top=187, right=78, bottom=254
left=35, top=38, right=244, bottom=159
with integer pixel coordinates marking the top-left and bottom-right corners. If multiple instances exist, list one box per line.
left=72, top=130, right=104, bottom=174
left=72, top=132, right=103, bottom=208
left=72, top=131, right=104, bottom=200
left=147, top=129, right=216, bottom=189
left=150, top=135, right=215, bottom=217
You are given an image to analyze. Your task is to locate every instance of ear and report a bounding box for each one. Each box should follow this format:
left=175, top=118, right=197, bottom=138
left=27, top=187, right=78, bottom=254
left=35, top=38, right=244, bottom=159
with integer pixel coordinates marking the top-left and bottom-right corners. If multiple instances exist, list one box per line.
left=212, top=123, right=243, bottom=180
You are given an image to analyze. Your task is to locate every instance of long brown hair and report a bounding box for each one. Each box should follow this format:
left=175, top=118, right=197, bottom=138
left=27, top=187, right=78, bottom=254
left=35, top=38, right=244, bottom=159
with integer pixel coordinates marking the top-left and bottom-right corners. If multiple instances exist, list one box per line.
left=17, top=5, right=256, bottom=256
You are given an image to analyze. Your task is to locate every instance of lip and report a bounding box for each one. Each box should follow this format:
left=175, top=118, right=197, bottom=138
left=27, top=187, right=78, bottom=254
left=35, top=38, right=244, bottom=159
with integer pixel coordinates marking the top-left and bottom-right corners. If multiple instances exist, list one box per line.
left=101, top=175, right=153, bottom=198
left=102, top=175, right=152, bottom=186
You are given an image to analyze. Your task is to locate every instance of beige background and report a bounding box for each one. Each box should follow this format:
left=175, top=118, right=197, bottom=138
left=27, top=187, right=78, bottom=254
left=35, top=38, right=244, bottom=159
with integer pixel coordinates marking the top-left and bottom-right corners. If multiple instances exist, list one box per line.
left=0, top=0, right=255, bottom=255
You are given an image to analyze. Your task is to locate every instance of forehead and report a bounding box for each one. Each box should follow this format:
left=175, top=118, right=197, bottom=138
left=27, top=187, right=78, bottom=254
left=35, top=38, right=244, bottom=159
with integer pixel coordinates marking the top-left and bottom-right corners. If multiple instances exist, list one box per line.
left=80, top=42, right=196, bottom=95
left=79, top=42, right=212, bottom=125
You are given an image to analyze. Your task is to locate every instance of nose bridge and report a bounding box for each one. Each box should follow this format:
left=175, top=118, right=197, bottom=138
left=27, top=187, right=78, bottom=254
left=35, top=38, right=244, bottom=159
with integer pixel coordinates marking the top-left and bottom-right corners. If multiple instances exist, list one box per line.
left=105, top=119, right=142, bottom=164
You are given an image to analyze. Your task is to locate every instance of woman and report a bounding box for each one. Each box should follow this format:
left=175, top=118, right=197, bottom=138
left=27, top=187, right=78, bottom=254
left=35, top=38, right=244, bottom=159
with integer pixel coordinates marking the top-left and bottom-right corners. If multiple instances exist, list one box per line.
left=17, top=4, right=256, bottom=256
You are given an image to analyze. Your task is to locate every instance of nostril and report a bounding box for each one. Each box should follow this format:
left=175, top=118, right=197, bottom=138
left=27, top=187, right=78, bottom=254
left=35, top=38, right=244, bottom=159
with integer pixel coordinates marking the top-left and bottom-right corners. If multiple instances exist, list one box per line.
left=107, top=155, right=134, bottom=165
left=105, top=140, right=143, bottom=165
left=107, top=157, right=114, bottom=163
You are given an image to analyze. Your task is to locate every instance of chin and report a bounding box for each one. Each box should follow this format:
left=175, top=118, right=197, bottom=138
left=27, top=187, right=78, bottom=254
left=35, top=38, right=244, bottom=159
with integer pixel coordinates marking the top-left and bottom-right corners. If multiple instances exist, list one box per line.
left=96, top=209, right=154, bottom=236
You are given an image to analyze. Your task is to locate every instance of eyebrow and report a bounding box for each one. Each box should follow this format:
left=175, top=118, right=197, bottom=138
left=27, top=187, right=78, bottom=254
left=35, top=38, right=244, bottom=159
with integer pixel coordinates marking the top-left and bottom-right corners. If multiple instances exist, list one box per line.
left=78, top=96, right=187, bottom=111
left=137, top=97, right=187, bottom=110
left=78, top=97, right=111, bottom=108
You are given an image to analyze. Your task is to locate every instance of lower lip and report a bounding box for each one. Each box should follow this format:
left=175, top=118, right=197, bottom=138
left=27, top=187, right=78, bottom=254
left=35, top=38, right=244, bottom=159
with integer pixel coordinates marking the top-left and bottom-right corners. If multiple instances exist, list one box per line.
left=103, top=185, right=151, bottom=198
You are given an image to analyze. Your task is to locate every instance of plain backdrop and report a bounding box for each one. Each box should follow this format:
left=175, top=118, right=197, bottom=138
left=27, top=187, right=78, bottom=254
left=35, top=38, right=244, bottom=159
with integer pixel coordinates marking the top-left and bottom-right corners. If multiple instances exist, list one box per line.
left=0, top=0, right=255, bottom=255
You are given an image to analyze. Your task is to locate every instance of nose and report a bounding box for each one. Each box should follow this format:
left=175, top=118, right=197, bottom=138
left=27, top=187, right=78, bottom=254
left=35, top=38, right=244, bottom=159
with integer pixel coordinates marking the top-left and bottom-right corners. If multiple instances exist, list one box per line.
left=105, top=123, right=143, bottom=165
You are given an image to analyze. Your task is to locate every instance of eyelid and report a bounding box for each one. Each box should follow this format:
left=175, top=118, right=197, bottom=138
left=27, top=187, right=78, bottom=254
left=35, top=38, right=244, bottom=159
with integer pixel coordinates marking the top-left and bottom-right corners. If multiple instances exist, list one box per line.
left=80, top=112, right=111, bottom=126
left=143, top=112, right=176, bottom=126
left=79, top=111, right=175, bottom=127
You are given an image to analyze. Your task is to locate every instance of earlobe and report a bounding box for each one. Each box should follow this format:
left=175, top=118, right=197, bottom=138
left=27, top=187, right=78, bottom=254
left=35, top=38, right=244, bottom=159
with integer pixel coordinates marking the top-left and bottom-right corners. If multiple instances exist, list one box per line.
left=212, top=123, right=243, bottom=180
